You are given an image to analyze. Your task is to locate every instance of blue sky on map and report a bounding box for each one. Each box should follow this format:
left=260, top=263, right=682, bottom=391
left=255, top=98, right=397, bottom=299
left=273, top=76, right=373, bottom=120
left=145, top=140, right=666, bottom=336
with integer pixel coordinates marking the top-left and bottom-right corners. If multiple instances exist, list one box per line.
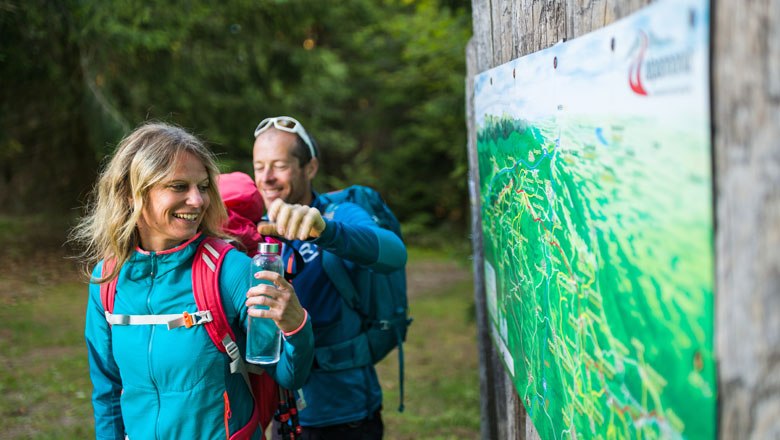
left=474, top=0, right=709, bottom=129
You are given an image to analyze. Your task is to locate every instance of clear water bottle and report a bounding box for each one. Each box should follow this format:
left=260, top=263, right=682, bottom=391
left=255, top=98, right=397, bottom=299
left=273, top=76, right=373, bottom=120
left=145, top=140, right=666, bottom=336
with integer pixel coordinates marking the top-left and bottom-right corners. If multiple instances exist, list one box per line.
left=246, top=242, right=283, bottom=365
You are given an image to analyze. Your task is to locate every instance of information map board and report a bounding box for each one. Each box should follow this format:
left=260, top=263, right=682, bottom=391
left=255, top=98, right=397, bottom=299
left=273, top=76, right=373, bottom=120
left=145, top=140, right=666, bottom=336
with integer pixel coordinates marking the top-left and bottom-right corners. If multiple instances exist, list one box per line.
left=473, top=1, right=715, bottom=439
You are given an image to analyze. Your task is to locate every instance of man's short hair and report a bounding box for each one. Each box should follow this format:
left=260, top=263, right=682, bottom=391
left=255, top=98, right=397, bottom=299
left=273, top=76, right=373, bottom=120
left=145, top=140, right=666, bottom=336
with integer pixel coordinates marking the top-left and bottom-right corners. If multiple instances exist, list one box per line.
left=290, top=134, right=318, bottom=167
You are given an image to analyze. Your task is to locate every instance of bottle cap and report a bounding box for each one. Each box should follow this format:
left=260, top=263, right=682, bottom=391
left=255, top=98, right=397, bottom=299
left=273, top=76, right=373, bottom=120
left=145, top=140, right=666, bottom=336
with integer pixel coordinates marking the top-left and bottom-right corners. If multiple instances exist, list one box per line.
left=258, top=242, right=280, bottom=254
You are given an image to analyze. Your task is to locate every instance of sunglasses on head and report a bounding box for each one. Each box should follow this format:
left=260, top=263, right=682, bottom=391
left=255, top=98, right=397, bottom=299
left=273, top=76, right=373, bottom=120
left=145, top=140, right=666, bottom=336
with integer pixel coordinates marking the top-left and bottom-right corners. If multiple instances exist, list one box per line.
left=253, top=116, right=316, bottom=159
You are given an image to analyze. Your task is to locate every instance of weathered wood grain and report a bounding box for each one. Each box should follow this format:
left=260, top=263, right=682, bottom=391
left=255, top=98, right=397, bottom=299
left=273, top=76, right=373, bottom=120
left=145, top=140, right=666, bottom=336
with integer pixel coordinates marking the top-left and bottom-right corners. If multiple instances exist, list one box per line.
left=713, top=0, right=780, bottom=438
left=472, top=0, right=495, bottom=71
left=493, top=0, right=516, bottom=64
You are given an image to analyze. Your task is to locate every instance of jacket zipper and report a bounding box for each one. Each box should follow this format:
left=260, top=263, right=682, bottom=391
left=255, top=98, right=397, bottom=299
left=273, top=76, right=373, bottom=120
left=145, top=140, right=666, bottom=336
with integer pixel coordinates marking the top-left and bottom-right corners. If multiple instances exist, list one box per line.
left=146, top=252, right=162, bottom=439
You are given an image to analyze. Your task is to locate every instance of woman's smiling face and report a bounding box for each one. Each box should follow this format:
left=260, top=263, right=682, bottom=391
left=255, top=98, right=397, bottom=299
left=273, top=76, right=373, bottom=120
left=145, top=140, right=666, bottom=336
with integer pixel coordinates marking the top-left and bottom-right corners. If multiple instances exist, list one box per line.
left=136, top=151, right=211, bottom=251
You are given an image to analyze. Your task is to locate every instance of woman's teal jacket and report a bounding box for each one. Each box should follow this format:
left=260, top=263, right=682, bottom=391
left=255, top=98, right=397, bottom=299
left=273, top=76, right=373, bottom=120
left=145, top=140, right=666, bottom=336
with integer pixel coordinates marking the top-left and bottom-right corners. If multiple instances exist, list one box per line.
left=85, top=234, right=314, bottom=440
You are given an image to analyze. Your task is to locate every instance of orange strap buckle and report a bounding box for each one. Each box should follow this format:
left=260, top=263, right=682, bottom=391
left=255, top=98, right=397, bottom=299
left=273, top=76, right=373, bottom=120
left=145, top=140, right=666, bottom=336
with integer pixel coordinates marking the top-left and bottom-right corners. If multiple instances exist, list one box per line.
left=182, top=311, right=194, bottom=328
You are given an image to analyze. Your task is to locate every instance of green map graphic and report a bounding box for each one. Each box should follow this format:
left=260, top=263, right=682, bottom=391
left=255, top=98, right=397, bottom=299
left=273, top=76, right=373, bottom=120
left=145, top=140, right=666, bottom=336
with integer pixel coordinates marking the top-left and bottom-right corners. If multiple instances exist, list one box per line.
left=477, top=114, right=714, bottom=439
left=473, top=3, right=715, bottom=438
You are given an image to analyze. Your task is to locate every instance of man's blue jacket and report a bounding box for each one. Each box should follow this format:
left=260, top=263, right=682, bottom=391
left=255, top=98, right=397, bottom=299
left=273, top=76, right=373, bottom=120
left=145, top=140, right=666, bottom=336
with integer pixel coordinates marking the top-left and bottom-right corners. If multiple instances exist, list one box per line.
left=281, top=193, right=407, bottom=427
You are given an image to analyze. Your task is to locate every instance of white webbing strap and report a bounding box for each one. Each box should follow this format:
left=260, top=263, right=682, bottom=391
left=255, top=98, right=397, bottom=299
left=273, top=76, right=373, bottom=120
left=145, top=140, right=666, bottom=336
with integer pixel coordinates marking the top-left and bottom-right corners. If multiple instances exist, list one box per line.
left=201, top=244, right=218, bottom=272
left=105, top=310, right=213, bottom=330
left=221, top=334, right=263, bottom=397
left=203, top=241, right=220, bottom=259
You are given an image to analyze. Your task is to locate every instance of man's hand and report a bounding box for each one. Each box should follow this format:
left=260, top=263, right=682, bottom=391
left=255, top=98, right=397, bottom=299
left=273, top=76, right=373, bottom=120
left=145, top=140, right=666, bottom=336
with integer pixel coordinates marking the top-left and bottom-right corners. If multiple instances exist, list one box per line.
left=257, top=198, right=325, bottom=240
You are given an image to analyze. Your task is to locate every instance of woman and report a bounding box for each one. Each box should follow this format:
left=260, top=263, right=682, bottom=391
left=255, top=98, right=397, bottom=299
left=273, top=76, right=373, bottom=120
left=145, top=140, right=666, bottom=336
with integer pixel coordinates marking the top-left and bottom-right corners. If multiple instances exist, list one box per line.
left=71, top=122, right=313, bottom=439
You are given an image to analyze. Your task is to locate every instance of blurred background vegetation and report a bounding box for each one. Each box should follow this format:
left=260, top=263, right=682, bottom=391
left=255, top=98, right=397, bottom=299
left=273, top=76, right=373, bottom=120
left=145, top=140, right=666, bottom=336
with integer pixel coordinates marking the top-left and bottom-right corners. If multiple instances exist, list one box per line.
left=0, top=0, right=473, bottom=245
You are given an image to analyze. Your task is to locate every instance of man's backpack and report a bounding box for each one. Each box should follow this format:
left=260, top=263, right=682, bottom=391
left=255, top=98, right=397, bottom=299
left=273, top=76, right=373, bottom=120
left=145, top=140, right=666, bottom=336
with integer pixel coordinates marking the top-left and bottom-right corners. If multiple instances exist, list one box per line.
left=100, top=237, right=278, bottom=440
left=317, top=185, right=412, bottom=411
left=219, top=171, right=265, bottom=257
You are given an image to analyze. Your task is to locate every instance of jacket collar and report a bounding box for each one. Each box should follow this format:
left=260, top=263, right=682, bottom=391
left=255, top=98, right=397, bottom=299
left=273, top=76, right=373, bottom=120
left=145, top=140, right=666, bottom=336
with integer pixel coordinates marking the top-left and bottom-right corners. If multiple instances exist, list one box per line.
left=126, top=232, right=204, bottom=281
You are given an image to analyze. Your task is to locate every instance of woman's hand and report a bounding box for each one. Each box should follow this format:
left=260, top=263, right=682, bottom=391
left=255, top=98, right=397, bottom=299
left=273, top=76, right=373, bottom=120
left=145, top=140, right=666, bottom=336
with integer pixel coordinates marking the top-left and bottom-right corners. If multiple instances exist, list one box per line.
left=245, top=270, right=306, bottom=333
left=256, top=198, right=325, bottom=241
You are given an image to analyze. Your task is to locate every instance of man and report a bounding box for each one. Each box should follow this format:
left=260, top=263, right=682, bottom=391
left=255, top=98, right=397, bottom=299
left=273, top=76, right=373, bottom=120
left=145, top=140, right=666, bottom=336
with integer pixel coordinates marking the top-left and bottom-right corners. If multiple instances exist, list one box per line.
left=252, top=116, right=407, bottom=439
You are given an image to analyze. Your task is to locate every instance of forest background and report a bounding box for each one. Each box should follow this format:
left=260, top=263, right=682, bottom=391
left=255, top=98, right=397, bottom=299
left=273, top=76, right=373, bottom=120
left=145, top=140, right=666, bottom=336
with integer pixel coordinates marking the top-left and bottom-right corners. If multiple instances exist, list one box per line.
left=1, top=0, right=472, bottom=242
left=0, top=0, right=478, bottom=438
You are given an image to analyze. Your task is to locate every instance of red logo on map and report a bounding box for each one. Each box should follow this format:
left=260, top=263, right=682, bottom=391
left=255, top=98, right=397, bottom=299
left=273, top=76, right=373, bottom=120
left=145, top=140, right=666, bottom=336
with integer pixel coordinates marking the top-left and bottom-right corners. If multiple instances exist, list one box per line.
left=628, top=31, right=649, bottom=96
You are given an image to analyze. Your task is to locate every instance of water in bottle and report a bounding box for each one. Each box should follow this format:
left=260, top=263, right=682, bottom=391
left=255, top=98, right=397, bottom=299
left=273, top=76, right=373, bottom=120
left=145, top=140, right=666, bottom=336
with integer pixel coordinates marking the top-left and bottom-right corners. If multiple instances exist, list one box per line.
left=246, top=242, right=283, bottom=364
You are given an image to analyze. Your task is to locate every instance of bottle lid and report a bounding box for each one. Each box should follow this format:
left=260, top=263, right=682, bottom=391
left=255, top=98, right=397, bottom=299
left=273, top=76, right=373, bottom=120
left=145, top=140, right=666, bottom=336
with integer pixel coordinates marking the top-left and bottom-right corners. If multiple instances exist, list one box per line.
left=258, top=242, right=280, bottom=254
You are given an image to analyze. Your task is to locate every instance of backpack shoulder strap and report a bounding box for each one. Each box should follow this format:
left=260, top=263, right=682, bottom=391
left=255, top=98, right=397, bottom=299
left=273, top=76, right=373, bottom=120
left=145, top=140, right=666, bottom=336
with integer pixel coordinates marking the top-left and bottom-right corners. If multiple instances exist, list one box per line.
left=192, top=239, right=264, bottom=369
left=100, top=259, right=119, bottom=313
left=192, top=237, right=275, bottom=440
left=318, top=189, right=363, bottom=312
left=192, top=237, right=236, bottom=352
left=321, top=251, right=362, bottom=312
left=193, top=237, right=269, bottom=440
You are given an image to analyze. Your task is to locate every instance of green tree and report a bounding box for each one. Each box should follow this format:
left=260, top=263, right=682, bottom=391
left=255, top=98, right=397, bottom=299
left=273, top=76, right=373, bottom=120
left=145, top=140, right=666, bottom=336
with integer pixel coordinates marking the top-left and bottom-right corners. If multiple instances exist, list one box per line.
left=0, top=0, right=99, bottom=214
left=2, top=0, right=472, bottom=238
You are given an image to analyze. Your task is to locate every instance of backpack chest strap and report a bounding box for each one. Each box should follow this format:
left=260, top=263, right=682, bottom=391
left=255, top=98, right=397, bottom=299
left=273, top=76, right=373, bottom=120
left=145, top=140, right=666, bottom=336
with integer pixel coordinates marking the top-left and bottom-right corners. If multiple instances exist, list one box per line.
left=104, top=310, right=213, bottom=330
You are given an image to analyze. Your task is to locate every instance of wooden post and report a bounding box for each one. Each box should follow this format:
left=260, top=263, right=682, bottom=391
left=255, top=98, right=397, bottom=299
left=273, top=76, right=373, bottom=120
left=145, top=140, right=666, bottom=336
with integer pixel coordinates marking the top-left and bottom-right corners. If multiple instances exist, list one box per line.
left=712, top=0, right=780, bottom=437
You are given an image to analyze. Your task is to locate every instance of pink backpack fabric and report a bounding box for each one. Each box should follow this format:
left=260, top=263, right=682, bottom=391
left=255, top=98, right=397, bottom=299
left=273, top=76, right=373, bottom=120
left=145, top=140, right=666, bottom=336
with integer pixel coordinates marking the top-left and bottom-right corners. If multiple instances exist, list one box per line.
left=218, top=172, right=264, bottom=256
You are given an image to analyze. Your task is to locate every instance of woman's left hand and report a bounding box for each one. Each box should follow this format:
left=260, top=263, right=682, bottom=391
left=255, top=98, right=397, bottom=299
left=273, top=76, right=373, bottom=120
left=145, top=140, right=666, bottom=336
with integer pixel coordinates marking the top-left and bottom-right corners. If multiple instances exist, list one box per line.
left=245, top=271, right=306, bottom=333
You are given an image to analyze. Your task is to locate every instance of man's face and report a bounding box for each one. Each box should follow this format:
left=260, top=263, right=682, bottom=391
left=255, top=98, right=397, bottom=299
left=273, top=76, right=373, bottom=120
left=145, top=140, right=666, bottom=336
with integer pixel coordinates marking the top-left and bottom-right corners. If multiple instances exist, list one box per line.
left=252, top=129, right=317, bottom=207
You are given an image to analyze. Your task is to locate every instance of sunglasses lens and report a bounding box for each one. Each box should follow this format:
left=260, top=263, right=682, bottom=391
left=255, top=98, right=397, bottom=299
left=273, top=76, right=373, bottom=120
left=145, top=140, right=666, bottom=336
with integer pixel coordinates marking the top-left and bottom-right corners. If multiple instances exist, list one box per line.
left=254, top=119, right=273, bottom=137
left=276, top=118, right=297, bottom=129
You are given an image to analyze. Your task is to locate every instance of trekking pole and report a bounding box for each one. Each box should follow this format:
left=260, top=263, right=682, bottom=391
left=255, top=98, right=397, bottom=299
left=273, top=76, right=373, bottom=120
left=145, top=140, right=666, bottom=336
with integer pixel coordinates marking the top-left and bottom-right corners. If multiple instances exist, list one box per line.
left=275, top=384, right=293, bottom=439
left=285, top=388, right=302, bottom=439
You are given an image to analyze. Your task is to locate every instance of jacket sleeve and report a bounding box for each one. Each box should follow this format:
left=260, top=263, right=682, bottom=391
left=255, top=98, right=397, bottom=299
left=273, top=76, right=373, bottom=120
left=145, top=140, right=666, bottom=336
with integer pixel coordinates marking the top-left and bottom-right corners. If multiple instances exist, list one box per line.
left=220, top=250, right=314, bottom=390
left=84, top=262, right=125, bottom=440
left=264, top=314, right=314, bottom=390
left=313, top=201, right=407, bottom=273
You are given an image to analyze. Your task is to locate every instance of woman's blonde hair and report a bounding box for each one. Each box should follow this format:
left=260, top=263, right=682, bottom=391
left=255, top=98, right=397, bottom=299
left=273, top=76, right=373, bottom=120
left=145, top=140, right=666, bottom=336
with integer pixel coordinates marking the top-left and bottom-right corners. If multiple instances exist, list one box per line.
left=71, top=122, right=228, bottom=283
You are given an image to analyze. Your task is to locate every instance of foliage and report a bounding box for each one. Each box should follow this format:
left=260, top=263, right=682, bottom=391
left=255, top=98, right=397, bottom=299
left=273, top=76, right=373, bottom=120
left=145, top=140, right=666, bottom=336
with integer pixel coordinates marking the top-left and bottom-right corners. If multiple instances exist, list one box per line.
left=0, top=0, right=99, bottom=213
left=0, top=0, right=473, bottom=237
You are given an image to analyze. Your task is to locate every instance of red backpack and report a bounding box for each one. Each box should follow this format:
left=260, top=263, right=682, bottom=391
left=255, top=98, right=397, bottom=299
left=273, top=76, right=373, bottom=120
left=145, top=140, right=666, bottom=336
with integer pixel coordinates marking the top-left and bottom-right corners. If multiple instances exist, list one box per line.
left=100, top=237, right=278, bottom=440
left=218, top=171, right=265, bottom=257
